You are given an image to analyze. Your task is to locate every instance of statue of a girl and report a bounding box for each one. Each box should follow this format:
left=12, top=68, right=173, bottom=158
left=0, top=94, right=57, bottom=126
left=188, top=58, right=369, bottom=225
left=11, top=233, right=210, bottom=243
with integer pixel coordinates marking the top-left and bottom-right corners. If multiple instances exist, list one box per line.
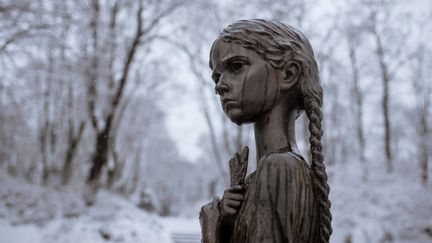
left=199, top=19, right=332, bottom=243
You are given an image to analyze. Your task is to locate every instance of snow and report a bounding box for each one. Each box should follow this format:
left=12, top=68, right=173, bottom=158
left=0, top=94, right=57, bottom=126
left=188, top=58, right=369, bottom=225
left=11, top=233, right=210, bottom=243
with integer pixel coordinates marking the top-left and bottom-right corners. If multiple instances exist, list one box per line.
left=329, top=161, right=432, bottom=243
left=1, top=161, right=431, bottom=243
left=0, top=222, right=41, bottom=243
left=0, top=172, right=172, bottom=243
left=160, top=217, right=200, bottom=235
left=160, top=217, right=201, bottom=243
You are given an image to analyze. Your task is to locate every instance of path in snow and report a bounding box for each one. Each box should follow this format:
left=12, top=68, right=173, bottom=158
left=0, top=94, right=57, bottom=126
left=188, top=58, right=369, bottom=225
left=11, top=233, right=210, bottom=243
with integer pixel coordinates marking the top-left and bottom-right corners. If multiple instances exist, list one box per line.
left=160, top=217, right=201, bottom=243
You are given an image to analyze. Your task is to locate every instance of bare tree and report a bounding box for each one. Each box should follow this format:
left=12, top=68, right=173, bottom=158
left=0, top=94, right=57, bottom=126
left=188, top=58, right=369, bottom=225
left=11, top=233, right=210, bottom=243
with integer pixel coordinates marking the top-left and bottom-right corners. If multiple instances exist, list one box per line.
left=84, top=0, right=183, bottom=188
left=61, top=83, right=86, bottom=185
left=410, top=20, right=432, bottom=184
left=342, top=17, right=368, bottom=180
left=371, top=18, right=392, bottom=173
left=364, top=1, right=410, bottom=173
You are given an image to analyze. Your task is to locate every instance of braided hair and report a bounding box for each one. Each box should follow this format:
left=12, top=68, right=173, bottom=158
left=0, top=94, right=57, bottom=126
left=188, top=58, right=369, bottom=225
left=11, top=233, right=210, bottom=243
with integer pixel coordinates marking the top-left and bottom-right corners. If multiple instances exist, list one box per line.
left=213, top=19, right=332, bottom=242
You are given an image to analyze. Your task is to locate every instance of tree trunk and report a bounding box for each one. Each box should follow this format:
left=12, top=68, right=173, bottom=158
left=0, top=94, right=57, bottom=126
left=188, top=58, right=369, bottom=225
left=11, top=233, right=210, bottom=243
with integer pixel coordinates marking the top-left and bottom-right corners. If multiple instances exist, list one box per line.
left=62, top=121, right=85, bottom=185
left=419, top=112, right=429, bottom=184
left=84, top=0, right=180, bottom=189
left=374, top=28, right=393, bottom=173
left=40, top=54, right=54, bottom=185
left=348, top=42, right=367, bottom=180
left=412, top=43, right=431, bottom=185
left=382, top=74, right=392, bottom=173
left=420, top=137, right=429, bottom=185
left=87, top=127, right=110, bottom=183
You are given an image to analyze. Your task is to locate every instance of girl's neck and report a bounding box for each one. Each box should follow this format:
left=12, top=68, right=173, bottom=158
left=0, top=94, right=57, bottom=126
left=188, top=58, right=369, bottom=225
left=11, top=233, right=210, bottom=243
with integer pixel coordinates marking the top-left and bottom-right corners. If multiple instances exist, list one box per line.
left=253, top=103, right=299, bottom=164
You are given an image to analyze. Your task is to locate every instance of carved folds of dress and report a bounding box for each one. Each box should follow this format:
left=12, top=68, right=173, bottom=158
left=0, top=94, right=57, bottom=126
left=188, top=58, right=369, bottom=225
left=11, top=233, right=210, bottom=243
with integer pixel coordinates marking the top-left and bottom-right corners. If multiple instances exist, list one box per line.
left=201, top=152, right=319, bottom=243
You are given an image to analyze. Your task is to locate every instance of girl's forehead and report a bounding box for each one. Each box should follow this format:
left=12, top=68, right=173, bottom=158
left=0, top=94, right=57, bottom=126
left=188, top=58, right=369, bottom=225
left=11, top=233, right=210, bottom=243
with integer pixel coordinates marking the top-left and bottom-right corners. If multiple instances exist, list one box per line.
left=210, top=40, right=233, bottom=61
left=210, top=40, right=232, bottom=71
left=210, top=40, right=261, bottom=70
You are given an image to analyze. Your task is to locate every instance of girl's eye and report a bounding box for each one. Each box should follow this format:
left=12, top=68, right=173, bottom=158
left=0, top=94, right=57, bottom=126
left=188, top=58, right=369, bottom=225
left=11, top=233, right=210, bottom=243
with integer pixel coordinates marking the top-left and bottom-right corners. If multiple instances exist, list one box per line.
left=229, top=62, right=244, bottom=73
left=211, top=72, right=220, bottom=84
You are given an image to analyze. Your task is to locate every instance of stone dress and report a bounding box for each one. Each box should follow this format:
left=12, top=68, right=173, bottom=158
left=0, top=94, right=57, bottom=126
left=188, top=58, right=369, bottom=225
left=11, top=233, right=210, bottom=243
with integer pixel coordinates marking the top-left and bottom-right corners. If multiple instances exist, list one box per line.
left=201, top=151, right=319, bottom=243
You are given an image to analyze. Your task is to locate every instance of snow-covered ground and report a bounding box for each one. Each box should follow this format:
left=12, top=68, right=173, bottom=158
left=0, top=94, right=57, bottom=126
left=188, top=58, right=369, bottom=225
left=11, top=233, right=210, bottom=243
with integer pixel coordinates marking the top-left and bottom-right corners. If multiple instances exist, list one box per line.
left=329, top=161, right=432, bottom=243
left=0, top=172, right=172, bottom=243
left=0, top=161, right=431, bottom=243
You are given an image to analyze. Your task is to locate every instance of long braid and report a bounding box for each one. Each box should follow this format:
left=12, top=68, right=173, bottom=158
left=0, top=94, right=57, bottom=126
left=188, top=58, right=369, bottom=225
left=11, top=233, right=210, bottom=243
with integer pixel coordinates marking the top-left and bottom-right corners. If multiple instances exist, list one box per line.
left=304, top=92, right=332, bottom=243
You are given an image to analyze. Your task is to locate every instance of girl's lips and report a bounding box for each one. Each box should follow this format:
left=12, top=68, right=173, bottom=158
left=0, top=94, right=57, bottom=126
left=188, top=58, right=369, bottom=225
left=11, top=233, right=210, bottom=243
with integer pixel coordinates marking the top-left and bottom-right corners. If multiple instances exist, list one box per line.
left=222, top=100, right=239, bottom=110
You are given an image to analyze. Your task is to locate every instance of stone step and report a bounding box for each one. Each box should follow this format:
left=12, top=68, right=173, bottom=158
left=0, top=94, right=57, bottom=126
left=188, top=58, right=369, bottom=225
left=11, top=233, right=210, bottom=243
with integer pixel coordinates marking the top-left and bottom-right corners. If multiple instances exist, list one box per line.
left=171, top=232, right=201, bottom=243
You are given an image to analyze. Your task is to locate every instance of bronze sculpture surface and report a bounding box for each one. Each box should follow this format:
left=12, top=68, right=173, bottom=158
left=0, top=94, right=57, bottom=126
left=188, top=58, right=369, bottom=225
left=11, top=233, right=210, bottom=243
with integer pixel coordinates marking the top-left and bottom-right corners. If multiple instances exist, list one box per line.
left=199, top=19, right=332, bottom=243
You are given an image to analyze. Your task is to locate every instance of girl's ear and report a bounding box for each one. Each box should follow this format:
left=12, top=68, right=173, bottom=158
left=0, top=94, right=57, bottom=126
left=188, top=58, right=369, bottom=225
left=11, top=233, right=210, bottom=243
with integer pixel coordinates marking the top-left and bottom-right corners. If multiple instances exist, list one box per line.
left=281, top=61, right=301, bottom=91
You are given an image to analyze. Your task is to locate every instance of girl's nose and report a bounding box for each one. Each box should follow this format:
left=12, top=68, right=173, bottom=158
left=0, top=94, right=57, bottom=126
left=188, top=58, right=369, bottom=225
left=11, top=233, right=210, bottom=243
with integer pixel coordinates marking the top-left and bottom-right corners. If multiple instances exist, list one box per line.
left=215, top=81, right=229, bottom=95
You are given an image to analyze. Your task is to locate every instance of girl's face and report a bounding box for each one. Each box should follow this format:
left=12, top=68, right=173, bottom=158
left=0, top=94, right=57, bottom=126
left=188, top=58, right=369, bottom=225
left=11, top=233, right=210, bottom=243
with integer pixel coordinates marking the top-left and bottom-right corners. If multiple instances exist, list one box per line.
left=210, top=40, right=284, bottom=124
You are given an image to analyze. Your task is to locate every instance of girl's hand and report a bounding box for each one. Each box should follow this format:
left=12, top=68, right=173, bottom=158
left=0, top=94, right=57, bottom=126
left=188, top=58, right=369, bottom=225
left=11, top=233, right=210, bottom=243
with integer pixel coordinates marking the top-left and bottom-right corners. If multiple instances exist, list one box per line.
left=220, top=185, right=245, bottom=224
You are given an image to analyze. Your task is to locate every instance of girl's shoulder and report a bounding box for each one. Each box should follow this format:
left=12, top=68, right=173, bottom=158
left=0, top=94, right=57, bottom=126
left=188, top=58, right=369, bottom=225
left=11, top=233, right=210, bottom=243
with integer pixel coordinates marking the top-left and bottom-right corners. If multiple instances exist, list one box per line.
left=258, top=151, right=309, bottom=171
left=252, top=151, right=313, bottom=187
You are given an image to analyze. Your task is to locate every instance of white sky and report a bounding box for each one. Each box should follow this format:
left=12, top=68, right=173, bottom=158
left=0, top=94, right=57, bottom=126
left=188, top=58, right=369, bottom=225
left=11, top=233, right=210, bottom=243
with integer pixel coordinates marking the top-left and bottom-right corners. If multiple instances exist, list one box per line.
left=165, top=89, right=206, bottom=162
left=163, top=55, right=208, bottom=162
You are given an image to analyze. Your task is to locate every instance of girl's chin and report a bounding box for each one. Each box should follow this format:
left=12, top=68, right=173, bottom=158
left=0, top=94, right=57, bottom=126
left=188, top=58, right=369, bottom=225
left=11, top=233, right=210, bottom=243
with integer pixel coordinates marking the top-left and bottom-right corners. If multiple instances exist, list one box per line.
left=225, top=108, right=243, bottom=125
left=225, top=108, right=254, bottom=125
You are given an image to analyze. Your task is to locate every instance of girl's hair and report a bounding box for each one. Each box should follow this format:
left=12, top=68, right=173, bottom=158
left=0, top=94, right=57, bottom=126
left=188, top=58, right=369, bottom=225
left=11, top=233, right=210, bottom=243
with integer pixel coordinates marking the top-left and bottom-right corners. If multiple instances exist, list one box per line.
left=213, top=19, right=332, bottom=242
